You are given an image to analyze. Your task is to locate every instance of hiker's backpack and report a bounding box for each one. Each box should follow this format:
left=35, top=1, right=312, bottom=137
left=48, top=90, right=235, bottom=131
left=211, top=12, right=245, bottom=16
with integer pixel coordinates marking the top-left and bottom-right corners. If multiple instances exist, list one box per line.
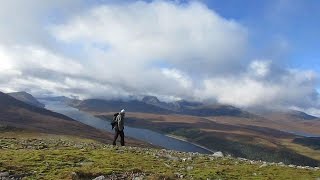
left=111, top=113, right=119, bottom=129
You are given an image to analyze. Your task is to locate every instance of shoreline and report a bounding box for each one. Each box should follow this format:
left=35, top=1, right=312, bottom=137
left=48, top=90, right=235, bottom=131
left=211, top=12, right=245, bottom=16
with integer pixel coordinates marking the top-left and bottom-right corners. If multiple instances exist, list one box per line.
left=166, top=134, right=215, bottom=153
left=61, top=107, right=215, bottom=153
left=94, top=114, right=216, bottom=153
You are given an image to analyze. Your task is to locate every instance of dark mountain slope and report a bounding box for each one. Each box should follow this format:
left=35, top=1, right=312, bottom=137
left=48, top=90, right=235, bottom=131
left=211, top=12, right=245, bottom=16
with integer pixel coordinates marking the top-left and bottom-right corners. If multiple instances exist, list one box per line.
left=75, top=99, right=174, bottom=114
left=261, top=110, right=319, bottom=121
left=8, top=91, right=45, bottom=108
left=38, top=96, right=82, bottom=106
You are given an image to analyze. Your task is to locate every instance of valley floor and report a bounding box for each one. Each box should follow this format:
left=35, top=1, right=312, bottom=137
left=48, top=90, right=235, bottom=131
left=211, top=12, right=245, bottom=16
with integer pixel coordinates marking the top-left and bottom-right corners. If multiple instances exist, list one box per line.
left=0, top=131, right=320, bottom=180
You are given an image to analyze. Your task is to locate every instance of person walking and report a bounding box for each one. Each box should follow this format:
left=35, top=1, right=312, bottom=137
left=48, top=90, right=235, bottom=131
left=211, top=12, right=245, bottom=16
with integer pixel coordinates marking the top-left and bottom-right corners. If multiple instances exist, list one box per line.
left=112, top=109, right=125, bottom=146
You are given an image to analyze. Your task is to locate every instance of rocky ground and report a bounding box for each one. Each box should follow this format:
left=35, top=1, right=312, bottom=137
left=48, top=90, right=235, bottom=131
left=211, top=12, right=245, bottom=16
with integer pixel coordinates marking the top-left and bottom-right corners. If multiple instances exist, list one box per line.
left=0, top=132, right=320, bottom=180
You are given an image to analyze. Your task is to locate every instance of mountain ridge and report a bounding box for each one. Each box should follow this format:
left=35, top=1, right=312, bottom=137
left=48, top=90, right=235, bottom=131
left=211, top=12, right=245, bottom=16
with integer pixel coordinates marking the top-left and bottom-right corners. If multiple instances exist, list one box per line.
left=7, top=91, right=45, bottom=108
left=73, top=95, right=254, bottom=118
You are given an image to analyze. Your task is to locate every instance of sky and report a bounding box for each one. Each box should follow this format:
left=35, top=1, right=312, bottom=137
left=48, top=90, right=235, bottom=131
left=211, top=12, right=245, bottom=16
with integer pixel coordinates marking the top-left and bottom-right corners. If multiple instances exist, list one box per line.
left=0, top=0, right=320, bottom=115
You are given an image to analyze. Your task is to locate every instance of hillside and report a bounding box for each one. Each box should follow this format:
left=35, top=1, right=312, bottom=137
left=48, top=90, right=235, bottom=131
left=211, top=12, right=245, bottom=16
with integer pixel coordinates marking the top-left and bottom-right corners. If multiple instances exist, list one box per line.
left=8, top=91, right=45, bottom=108
left=0, top=132, right=319, bottom=180
left=249, top=111, right=320, bottom=135
left=0, top=91, right=147, bottom=147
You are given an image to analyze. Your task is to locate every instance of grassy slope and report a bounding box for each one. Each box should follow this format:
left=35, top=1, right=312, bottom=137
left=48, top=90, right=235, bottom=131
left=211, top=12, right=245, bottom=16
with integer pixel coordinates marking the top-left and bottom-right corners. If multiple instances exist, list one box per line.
left=1, top=131, right=319, bottom=180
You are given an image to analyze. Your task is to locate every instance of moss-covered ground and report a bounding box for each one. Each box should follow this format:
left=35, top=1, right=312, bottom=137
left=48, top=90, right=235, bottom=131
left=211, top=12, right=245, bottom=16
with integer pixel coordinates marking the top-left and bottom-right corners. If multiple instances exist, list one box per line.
left=0, top=132, right=320, bottom=180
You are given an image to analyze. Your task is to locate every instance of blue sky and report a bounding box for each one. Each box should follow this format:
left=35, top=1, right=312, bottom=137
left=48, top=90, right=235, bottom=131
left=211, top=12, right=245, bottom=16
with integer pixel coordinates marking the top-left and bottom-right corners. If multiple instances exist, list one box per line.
left=203, top=0, right=320, bottom=72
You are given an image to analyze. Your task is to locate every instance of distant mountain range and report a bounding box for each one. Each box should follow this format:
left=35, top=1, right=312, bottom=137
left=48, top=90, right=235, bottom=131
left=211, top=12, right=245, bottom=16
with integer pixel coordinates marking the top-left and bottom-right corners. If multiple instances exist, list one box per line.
left=75, top=98, right=174, bottom=114
left=16, top=92, right=317, bottom=121
left=72, top=95, right=253, bottom=118
left=8, top=91, right=45, bottom=108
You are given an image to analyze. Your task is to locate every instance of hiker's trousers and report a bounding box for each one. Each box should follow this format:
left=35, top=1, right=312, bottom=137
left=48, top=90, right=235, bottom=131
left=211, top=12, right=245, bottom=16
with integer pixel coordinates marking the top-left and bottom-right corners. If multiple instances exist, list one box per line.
left=113, top=129, right=125, bottom=146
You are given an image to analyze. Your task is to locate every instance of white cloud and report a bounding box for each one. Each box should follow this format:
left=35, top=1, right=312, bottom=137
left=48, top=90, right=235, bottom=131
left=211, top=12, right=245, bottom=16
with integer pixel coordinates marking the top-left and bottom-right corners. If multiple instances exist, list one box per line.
left=0, top=0, right=319, bottom=114
left=52, top=0, right=248, bottom=75
left=0, top=0, right=83, bottom=45
left=197, top=61, right=319, bottom=109
left=162, top=68, right=192, bottom=89
left=249, top=60, right=271, bottom=77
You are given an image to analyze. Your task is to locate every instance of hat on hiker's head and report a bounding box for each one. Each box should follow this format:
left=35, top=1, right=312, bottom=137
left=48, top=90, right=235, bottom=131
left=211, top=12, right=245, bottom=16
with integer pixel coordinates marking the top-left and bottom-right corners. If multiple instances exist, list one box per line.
left=120, top=109, right=125, bottom=114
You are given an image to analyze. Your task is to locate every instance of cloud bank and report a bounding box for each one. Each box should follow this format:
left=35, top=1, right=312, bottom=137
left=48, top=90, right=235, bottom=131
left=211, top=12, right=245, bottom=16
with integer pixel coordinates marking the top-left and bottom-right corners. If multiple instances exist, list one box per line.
left=0, top=0, right=319, bottom=115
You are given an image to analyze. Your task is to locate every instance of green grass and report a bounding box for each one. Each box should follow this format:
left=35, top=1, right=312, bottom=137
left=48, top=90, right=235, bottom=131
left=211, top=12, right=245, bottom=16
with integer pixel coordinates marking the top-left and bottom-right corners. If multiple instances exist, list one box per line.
left=0, top=132, right=320, bottom=179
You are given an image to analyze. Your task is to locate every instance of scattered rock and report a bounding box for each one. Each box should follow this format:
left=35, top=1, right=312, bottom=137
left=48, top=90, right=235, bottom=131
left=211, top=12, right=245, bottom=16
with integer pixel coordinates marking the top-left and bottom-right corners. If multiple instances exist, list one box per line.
left=0, top=172, right=9, bottom=177
left=297, top=166, right=305, bottom=169
left=212, top=151, right=224, bottom=158
left=259, top=164, right=268, bottom=168
left=132, top=175, right=144, bottom=180
left=288, top=164, right=296, bottom=168
left=92, top=175, right=106, bottom=180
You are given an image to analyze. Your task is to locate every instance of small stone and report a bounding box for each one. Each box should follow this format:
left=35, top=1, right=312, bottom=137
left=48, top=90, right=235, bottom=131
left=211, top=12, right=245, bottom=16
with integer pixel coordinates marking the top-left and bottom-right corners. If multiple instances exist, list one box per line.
left=92, top=175, right=106, bottom=180
left=0, top=172, right=9, bottom=177
left=212, top=152, right=224, bottom=158
left=133, top=175, right=144, bottom=180
left=253, top=173, right=257, bottom=176
left=259, top=164, right=267, bottom=168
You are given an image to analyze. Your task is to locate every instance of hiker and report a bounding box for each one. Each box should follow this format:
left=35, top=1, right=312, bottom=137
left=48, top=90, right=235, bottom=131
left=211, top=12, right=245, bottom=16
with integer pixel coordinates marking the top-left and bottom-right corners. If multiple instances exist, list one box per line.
left=112, top=109, right=125, bottom=146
